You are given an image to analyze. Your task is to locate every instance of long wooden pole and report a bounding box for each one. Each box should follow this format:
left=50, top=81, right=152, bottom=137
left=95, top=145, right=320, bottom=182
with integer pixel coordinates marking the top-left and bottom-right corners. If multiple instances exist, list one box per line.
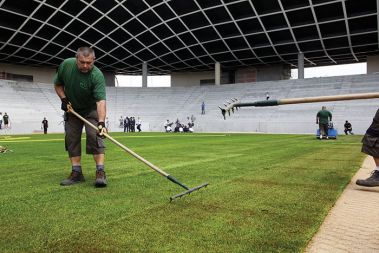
left=67, top=106, right=209, bottom=201
left=220, top=92, right=379, bottom=119
left=279, top=92, right=379, bottom=105
left=68, top=107, right=170, bottom=177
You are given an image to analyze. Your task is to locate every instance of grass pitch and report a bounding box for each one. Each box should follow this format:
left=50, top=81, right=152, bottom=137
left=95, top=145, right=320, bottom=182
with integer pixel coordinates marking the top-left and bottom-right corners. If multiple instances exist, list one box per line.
left=0, top=132, right=365, bottom=252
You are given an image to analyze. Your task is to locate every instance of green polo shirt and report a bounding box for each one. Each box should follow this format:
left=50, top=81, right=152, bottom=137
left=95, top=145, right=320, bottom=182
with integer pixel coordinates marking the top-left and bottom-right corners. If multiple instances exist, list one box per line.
left=53, top=58, right=106, bottom=115
left=317, top=109, right=332, bottom=124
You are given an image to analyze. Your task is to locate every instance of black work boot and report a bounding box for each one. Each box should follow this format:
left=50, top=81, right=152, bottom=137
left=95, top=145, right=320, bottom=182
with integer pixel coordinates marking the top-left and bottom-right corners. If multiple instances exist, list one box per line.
left=95, top=170, right=107, bottom=187
left=356, top=170, right=379, bottom=187
left=60, top=171, right=85, bottom=186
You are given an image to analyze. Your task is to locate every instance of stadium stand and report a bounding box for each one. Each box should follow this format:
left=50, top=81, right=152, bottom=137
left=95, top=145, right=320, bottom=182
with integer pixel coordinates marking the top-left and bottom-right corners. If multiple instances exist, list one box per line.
left=1, top=73, right=379, bottom=135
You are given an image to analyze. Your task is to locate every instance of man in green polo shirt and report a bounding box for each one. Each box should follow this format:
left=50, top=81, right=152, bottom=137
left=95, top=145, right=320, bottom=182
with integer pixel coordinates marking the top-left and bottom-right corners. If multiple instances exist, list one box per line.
left=54, top=47, right=108, bottom=187
left=316, top=106, right=332, bottom=139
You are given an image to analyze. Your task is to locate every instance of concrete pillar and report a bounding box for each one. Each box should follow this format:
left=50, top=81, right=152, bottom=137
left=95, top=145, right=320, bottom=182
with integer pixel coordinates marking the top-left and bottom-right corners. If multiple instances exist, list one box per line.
left=228, top=70, right=235, bottom=84
left=215, top=62, right=221, bottom=85
left=367, top=55, right=379, bottom=74
left=103, top=71, right=116, bottom=87
left=298, top=52, right=304, bottom=79
left=142, top=62, right=148, bottom=87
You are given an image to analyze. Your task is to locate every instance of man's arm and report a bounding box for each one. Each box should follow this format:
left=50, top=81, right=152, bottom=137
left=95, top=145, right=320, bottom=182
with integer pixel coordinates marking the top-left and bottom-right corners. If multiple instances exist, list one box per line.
left=55, top=84, right=71, bottom=112
left=96, top=100, right=106, bottom=122
left=316, top=111, right=319, bottom=124
left=54, top=84, right=66, bottom=99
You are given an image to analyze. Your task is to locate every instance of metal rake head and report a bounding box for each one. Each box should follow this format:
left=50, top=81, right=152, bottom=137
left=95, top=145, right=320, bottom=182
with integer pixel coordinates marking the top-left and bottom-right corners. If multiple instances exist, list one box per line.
left=219, top=98, right=239, bottom=119
left=169, top=182, right=209, bottom=202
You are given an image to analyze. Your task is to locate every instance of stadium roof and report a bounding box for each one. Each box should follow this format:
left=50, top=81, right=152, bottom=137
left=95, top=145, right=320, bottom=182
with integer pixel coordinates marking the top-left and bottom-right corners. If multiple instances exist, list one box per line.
left=0, top=0, right=378, bottom=75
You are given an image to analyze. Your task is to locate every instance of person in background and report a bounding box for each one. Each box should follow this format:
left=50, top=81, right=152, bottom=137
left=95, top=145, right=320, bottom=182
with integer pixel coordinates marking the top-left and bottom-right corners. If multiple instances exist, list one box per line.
left=136, top=117, right=142, bottom=132
left=187, top=117, right=193, bottom=128
left=164, top=119, right=172, bottom=132
left=123, top=116, right=129, bottom=133
left=266, top=92, right=270, bottom=100
left=191, top=114, right=196, bottom=124
left=130, top=117, right=135, bottom=132
left=201, top=101, right=205, bottom=115
left=41, top=117, right=48, bottom=134
left=357, top=110, right=379, bottom=187
left=106, top=117, right=110, bottom=131
left=316, top=106, right=332, bottom=139
left=3, top=112, right=10, bottom=129
left=0, top=112, right=2, bottom=129
left=54, top=46, right=108, bottom=188
left=344, top=120, right=353, bottom=135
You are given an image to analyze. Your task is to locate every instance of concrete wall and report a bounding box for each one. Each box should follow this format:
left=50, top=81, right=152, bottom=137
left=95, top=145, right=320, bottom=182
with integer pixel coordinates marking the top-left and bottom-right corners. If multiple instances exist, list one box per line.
left=367, top=55, right=379, bottom=74
left=0, top=62, right=115, bottom=86
left=1, top=62, right=291, bottom=87
left=104, top=72, right=115, bottom=87
left=257, top=64, right=291, bottom=82
left=171, top=65, right=290, bottom=87
left=0, top=63, right=56, bottom=83
left=171, top=71, right=215, bottom=87
left=235, top=68, right=257, bottom=83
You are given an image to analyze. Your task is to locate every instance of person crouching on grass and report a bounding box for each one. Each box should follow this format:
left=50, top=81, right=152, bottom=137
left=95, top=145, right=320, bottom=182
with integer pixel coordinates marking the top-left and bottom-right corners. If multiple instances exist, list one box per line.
left=54, top=47, right=108, bottom=187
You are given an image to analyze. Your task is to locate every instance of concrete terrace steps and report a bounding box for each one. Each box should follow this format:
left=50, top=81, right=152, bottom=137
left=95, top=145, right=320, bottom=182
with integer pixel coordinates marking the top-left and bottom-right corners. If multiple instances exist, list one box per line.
left=1, top=73, right=379, bottom=134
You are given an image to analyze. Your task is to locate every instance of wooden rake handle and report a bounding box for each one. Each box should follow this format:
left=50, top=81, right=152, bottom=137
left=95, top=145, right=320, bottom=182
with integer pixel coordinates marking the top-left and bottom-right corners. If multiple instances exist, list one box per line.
left=67, top=106, right=169, bottom=177
left=220, top=92, right=379, bottom=119
left=67, top=106, right=209, bottom=201
left=279, top=92, right=379, bottom=105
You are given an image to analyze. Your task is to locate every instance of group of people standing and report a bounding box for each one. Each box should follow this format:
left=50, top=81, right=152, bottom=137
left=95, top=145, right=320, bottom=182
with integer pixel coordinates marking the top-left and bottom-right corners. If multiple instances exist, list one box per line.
left=120, top=116, right=141, bottom=132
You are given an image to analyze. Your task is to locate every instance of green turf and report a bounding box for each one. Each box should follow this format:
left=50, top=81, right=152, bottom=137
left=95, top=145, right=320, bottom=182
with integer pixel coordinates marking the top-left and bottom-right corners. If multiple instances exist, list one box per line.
left=0, top=132, right=365, bottom=252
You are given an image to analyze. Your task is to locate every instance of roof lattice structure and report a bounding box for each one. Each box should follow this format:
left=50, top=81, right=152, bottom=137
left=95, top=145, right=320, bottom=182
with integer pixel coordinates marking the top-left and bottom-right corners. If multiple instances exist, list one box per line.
left=0, top=0, right=377, bottom=74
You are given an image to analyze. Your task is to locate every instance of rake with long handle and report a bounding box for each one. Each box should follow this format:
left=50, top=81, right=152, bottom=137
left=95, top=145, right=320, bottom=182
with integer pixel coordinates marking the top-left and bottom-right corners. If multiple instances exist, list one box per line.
left=220, top=92, right=379, bottom=119
left=67, top=106, right=209, bottom=201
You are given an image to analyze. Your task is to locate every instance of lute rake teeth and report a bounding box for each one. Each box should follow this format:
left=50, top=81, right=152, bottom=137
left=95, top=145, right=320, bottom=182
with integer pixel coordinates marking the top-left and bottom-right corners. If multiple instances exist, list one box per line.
left=219, top=98, right=240, bottom=119
left=169, top=183, right=209, bottom=202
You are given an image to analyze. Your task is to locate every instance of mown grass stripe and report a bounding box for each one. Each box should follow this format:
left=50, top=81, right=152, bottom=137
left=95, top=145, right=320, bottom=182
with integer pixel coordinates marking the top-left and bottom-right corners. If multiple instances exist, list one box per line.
left=0, top=132, right=365, bottom=252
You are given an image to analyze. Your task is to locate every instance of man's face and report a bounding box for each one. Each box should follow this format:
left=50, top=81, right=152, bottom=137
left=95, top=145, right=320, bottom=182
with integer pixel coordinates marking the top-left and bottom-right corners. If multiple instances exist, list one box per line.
left=76, top=54, right=95, bottom=73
